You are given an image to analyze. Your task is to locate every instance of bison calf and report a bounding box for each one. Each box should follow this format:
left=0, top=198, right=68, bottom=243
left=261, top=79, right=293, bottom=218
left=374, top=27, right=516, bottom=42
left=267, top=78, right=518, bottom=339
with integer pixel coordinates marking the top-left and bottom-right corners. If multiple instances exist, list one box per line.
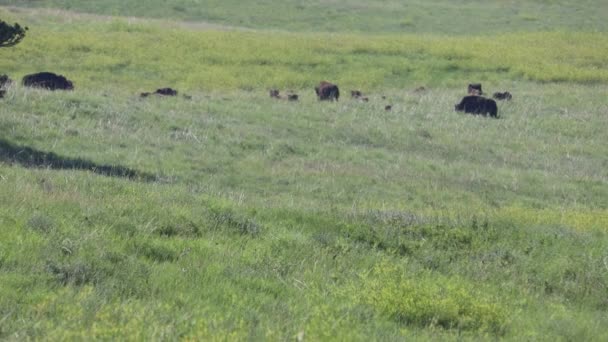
left=315, top=81, right=339, bottom=101
left=455, top=96, right=498, bottom=118
left=0, top=74, right=12, bottom=88
left=493, top=91, right=512, bottom=101
left=269, top=89, right=281, bottom=98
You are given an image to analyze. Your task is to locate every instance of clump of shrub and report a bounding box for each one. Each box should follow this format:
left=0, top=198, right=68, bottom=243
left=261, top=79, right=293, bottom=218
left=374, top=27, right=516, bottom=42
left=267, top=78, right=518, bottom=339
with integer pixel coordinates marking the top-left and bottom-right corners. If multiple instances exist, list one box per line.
left=27, top=212, right=55, bottom=233
left=360, top=262, right=508, bottom=334
left=155, top=218, right=201, bottom=238
left=133, top=240, right=178, bottom=263
left=209, top=207, right=262, bottom=236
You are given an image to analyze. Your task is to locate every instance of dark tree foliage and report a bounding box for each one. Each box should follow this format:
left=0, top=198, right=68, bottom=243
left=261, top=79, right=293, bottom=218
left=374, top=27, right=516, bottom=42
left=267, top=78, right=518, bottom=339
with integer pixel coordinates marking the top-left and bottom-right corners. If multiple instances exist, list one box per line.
left=0, top=20, right=28, bottom=48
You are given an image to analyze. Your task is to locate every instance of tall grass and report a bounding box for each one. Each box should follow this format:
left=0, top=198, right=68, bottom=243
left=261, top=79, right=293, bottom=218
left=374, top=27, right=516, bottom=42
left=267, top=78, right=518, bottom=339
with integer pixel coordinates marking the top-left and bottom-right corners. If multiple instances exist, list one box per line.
left=1, top=6, right=607, bottom=341
left=2, top=0, right=607, bottom=34
left=1, top=9, right=608, bottom=90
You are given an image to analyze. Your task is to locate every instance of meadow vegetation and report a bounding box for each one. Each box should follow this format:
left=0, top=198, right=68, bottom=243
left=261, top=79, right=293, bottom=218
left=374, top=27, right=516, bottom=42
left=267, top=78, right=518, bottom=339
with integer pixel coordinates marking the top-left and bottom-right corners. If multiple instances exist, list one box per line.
left=1, top=3, right=607, bottom=340
left=2, top=7, right=608, bottom=90
left=1, top=0, right=607, bottom=34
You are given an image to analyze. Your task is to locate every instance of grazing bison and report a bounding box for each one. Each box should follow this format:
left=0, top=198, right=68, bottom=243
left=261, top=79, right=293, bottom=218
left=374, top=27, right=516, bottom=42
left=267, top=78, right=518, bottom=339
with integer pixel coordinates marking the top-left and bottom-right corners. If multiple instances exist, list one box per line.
left=140, top=87, right=178, bottom=98
left=385, top=105, right=392, bottom=111
left=455, top=96, right=498, bottom=118
left=155, top=87, right=177, bottom=96
left=468, top=83, right=483, bottom=96
left=22, top=72, right=74, bottom=90
left=315, top=81, right=339, bottom=101
left=0, top=90, right=5, bottom=98
left=0, top=74, right=12, bottom=88
left=287, top=94, right=299, bottom=101
left=269, top=89, right=280, bottom=98
left=493, top=91, right=512, bottom=101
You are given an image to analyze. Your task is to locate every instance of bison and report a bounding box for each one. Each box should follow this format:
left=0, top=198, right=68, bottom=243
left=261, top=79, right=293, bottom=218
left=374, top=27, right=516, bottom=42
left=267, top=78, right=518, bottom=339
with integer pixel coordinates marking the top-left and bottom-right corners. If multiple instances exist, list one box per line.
left=155, top=88, right=177, bottom=96
left=468, top=83, right=483, bottom=96
left=315, top=81, right=339, bottom=101
left=140, top=87, right=178, bottom=98
left=0, top=74, right=12, bottom=89
left=22, top=72, right=74, bottom=90
left=269, top=89, right=298, bottom=101
left=351, top=90, right=363, bottom=98
left=493, top=91, right=512, bottom=101
left=269, top=89, right=281, bottom=98
left=455, top=95, right=498, bottom=118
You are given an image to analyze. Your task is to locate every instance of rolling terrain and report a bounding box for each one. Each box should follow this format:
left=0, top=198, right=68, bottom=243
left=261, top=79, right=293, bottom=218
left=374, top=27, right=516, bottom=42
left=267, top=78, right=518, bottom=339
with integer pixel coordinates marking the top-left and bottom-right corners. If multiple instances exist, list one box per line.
left=1, top=2, right=607, bottom=340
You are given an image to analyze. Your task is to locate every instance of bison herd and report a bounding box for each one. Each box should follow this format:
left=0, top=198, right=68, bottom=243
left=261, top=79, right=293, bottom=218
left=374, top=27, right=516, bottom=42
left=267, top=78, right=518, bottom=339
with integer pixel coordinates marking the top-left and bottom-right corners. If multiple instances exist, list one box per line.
left=1, top=72, right=512, bottom=119
left=273, top=80, right=511, bottom=117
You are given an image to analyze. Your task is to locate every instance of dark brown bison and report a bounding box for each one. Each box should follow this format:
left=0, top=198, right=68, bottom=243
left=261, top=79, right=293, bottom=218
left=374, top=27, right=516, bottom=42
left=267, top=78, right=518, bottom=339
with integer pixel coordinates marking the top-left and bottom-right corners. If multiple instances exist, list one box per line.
left=0, top=90, right=5, bottom=98
left=0, top=74, right=12, bottom=88
left=155, top=88, right=177, bottom=96
left=493, top=91, right=512, bottom=101
left=468, top=83, right=483, bottom=96
left=385, top=105, right=392, bottom=111
left=287, top=94, right=299, bottom=101
left=140, top=88, right=178, bottom=98
left=22, top=72, right=74, bottom=90
left=315, top=81, right=339, bottom=101
left=351, top=90, right=363, bottom=98
left=269, top=89, right=280, bottom=98
left=455, top=96, right=498, bottom=118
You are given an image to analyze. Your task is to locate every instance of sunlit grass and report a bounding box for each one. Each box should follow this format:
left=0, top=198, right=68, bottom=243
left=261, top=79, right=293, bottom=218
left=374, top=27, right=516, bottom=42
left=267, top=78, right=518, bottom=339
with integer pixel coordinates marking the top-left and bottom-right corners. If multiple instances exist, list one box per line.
left=1, top=0, right=607, bottom=34
left=1, top=9, right=608, bottom=90
left=1, top=5, right=607, bottom=341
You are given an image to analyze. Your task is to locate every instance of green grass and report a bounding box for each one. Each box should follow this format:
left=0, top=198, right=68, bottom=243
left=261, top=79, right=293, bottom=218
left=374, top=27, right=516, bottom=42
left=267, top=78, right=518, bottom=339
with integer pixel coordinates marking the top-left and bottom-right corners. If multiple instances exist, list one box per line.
left=1, top=4, right=608, bottom=341
left=2, top=8, right=608, bottom=89
left=1, top=0, right=607, bottom=34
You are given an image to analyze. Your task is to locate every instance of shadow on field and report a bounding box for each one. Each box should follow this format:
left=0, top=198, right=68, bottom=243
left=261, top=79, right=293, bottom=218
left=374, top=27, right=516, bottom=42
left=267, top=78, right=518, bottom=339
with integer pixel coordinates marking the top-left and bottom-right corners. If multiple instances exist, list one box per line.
left=0, top=139, right=157, bottom=182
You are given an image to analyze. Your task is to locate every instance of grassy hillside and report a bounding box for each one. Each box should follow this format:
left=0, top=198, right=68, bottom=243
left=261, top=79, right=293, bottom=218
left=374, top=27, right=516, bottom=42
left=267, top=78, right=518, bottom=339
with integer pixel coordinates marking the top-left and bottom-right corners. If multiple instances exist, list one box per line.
left=1, top=0, right=608, bottom=34
left=1, top=4, right=608, bottom=341
left=2, top=8, right=608, bottom=91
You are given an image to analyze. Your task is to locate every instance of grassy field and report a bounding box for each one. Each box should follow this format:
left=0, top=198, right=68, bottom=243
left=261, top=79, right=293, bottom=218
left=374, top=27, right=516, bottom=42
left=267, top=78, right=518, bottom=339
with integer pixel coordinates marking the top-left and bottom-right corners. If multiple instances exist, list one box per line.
left=1, top=3, right=608, bottom=341
left=2, top=7, right=608, bottom=90
left=1, top=0, right=608, bottom=34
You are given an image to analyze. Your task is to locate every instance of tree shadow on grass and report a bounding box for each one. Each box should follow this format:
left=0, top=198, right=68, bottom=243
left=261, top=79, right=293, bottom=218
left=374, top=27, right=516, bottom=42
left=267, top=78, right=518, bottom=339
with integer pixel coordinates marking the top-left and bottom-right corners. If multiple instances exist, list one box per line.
left=0, top=139, right=157, bottom=182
